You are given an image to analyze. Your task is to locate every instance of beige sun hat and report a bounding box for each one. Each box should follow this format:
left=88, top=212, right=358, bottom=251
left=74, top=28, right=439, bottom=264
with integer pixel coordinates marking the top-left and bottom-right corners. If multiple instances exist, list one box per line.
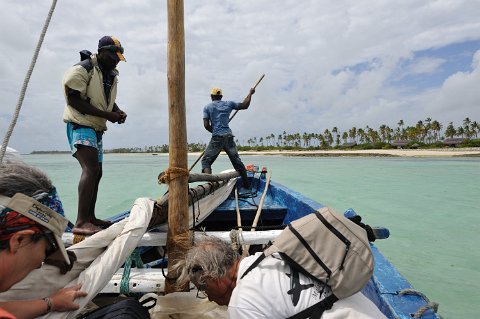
left=0, top=193, right=70, bottom=264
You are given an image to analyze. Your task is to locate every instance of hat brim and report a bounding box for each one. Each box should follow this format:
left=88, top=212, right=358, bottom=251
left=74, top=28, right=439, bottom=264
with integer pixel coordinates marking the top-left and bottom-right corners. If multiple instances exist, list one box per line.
left=116, top=51, right=126, bottom=62
left=54, top=233, right=70, bottom=265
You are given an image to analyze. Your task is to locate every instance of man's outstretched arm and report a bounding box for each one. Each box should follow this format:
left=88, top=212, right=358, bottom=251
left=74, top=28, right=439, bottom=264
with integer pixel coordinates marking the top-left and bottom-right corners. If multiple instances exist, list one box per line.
left=238, top=88, right=256, bottom=110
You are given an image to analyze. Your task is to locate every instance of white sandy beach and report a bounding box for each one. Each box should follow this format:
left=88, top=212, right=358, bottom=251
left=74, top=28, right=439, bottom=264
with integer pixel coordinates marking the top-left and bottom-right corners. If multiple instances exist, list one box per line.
left=236, top=148, right=480, bottom=157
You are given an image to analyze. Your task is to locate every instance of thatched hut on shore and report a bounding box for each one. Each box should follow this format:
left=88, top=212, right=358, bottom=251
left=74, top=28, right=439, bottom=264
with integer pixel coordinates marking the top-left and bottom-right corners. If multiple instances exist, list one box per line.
left=391, top=140, right=411, bottom=149
left=443, top=138, right=465, bottom=147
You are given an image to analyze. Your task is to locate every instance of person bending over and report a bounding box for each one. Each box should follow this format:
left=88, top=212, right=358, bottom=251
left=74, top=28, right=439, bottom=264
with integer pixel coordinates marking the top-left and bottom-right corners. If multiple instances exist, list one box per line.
left=174, top=236, right=386, bottom=319
left=0, top=163, right=87, bottom=319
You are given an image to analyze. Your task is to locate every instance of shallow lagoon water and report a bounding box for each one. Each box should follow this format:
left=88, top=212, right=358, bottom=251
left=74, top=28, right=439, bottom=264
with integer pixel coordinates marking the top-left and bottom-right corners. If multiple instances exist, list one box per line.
left=24, top=153, right=480, bottom=319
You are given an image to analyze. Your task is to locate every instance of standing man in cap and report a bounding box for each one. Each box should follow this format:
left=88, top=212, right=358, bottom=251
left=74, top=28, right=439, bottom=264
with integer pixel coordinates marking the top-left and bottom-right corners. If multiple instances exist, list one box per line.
left=0, top=163, right=87, bottom=319
left=62, top=36, right=127, bottom=235
left=202, top=87, right=255, bottom=188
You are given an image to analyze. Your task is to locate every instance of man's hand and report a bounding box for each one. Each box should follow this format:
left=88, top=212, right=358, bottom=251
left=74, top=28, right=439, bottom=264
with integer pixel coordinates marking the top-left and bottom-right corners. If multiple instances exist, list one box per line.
left=107, top=111, right=126, bottom=123
left=49, top=283, right=88, bottom=312
left=118, top=111, right=127, bottom=124
left=249, top=88, right=256, bottom=95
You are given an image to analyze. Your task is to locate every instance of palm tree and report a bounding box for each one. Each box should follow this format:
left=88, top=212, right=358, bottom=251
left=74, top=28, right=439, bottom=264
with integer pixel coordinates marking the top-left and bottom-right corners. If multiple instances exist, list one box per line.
left=348, top=127, right=357, bottom=143
left=431, top=120, right=442, bottom=142
left=415, top=121, right=425, bottom=142
left=332, top=127, right=338, bottom=146
left=424, top=118, right=432, bottom=143
left=444, top=122, right=456, bottom=139
left=463, top=117, right=472, bottom=138
left=379, top=125, right=387, bottom=142
left=470, top=121, right=479, bottom=138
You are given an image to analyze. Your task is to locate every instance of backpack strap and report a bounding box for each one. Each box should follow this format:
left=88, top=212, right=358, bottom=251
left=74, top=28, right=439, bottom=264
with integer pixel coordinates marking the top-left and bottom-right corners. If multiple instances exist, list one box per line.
left=240, top=253, right=266, bottom=279
left=287, top=294, right=338, bottom=319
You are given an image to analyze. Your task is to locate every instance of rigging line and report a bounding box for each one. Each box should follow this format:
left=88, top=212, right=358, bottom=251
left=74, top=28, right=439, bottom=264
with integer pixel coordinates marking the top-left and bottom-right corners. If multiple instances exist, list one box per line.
left=0, top=0, right=58, bottom=163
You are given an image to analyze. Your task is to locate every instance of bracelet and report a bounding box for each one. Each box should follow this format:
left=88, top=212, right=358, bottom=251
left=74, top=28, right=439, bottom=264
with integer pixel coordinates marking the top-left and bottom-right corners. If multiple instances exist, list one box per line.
left=43, top=297, right=52, bottom=313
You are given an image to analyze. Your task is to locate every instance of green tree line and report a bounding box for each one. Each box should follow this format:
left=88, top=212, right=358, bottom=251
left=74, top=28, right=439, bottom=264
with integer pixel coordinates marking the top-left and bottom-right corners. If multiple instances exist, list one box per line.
left=33, top=117, right=477, bottom=154
left=237, top=117, right=480, bottom=150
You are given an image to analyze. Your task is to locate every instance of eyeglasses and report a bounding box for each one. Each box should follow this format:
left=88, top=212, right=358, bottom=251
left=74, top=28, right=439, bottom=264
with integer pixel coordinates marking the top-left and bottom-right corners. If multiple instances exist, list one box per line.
left=192, top=266, right=208, bottom=299
left=196, top=288, right=208, bottom=299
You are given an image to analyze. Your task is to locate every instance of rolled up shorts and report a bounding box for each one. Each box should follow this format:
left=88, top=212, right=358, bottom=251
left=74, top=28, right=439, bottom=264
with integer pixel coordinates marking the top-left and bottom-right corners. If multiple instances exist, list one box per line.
left=66, top=122, right=103, bottom=162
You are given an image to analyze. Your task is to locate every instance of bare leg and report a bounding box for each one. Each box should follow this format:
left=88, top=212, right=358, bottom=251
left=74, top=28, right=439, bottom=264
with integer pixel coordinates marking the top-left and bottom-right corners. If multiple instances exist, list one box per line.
left=88, top=162, right=112, bottom=228
left=72, top=145, right=102, bottom=235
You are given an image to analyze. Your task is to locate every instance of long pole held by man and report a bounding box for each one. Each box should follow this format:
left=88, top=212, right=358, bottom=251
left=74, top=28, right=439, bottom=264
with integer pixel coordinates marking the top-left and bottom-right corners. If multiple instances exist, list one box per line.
left=189, top=74, right=265, bottom=173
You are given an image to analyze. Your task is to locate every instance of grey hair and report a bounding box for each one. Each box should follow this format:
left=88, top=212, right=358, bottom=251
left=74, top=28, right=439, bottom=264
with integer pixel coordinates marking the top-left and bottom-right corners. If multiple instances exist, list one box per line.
left=0, top=163, right=53, bottom=198
left=173, top=235, right=240, bottom=289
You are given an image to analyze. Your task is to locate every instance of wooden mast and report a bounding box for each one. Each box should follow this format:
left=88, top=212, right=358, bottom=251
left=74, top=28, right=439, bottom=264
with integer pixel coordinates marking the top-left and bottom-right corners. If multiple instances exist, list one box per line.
left=165, top=0, right=189, bottom=293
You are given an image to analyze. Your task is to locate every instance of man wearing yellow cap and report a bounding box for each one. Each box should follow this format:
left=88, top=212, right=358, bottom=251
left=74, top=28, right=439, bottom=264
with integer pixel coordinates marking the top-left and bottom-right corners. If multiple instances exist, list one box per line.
left=62, top=36, right=127, bottom=235
left=202, top=87, right=255, bottom=188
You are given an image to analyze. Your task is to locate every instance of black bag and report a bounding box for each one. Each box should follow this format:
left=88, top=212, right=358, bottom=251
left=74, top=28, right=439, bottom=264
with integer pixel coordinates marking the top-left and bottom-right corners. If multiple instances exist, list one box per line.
left=83, top=298, right=150, bottom=319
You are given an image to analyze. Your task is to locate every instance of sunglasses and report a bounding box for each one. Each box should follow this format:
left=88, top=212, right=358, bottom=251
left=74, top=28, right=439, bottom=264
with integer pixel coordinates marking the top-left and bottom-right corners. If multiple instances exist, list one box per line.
left=32, top=231, right=57, bottom=257
left=99, top=45, right=124, bottom=54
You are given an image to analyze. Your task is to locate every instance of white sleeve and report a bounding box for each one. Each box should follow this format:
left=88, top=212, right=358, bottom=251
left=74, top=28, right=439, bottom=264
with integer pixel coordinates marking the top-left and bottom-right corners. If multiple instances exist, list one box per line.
left=322, top=293, right=387, bottom=319
left=228, top=306, right=269, bottom=319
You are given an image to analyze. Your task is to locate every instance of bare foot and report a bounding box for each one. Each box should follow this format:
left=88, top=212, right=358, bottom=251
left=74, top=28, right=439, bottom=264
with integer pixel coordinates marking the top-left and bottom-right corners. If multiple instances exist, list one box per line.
left=72, top=222, right=102, bottom=235
left=91, top=218, right=113, bottom=228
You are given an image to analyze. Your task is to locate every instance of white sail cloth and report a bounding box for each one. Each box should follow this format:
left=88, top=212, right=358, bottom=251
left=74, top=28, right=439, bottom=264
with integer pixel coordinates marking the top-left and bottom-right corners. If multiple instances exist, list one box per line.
left=0, top=177, right=237, bottom=319
left=0, top=198, right=154, bottom=319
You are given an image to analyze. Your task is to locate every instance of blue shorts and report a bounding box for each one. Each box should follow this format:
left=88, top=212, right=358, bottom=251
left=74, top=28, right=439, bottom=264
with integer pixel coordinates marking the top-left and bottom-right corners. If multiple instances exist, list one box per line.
left=66, top=122, right=103, bottom=162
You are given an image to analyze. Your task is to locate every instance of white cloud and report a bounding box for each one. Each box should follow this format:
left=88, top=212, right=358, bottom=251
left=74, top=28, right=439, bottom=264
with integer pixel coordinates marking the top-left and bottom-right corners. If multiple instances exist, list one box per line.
left=1, top=0, right=479, bottom=153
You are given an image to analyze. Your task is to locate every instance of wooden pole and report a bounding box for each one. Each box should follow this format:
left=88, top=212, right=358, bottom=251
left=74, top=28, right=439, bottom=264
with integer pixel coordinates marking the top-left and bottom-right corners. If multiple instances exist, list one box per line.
left=165, top=0, right=189, bottom=293
left=242, top=171, right=272, bottom=256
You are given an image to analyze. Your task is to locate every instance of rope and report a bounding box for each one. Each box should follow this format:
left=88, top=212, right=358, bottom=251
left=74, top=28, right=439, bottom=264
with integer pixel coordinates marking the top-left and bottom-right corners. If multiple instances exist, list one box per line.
left=398, top=289, right=440, bottom=318
left=229, top=229, right=240, bottom=251
left=0, top=0, right=58, bottom=163
left=73, top=234, right=86, bottom=244
left=120, top=248, right=145, bottom=295
left=158, top=167, right=189, bottom=184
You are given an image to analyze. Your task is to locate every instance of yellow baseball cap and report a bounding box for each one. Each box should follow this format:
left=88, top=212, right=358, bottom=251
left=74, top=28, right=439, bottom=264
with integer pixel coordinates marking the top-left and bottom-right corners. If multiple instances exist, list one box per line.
left=211, top=87, right=222, bottom=96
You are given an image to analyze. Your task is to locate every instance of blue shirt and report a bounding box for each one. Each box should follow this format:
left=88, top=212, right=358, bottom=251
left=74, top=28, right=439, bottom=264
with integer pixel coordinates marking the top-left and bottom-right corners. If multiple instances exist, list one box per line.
left=203, top=100, right=241, bottom=136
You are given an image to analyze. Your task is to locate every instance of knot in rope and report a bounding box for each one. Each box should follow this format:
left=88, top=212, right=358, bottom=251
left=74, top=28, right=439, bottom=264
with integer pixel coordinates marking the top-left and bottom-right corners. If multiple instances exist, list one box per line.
left=230, top=229, right=240, bottom=251
left=158, top=167, right=189, bottom=184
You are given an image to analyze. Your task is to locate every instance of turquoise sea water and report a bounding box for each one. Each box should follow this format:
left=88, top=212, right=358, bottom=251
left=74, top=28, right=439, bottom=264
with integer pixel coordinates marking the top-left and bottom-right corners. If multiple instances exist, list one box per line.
left=23, top=153, right=480, bottom=319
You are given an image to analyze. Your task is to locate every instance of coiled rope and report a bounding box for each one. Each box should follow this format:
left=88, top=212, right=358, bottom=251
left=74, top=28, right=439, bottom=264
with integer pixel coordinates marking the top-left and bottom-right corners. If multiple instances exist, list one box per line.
left=398, top=288, right=441, bottom=318
left=0, top=0, right=58, bottom=163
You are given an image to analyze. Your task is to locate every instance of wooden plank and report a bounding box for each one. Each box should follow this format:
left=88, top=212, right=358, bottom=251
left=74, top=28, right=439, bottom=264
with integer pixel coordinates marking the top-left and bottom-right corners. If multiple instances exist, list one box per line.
left=63, top=230, right=282, bottom=247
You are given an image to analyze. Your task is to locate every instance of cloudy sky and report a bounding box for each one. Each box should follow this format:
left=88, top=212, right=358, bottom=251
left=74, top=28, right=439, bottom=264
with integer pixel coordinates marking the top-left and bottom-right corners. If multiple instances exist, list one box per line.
left=1, top=0, right=479, bottom=153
